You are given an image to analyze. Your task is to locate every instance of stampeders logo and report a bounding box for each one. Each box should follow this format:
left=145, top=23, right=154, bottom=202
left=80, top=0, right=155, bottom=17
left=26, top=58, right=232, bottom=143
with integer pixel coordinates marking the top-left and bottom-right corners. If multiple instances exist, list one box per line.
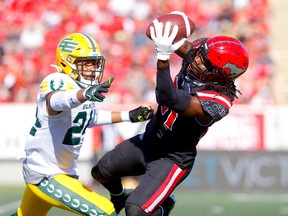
left=223, top=62, right=246, bottom=77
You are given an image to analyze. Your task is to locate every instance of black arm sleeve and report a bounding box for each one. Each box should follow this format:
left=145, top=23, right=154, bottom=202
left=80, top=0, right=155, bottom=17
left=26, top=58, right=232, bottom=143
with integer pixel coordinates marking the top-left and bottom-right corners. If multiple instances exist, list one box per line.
left=155, top=64, right=191, bottom=113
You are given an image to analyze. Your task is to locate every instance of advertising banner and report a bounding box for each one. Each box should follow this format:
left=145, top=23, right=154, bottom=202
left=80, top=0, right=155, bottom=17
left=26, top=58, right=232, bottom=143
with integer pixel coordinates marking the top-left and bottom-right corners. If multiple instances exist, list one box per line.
left=1, top=104, right=288, bottom=160
left=182, top=150, right=288, bottom=192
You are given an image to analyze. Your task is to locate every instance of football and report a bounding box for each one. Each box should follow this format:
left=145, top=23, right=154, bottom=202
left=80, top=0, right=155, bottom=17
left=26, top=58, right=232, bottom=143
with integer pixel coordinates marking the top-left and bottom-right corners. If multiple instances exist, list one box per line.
left=146, top=11, right=195, bottom=43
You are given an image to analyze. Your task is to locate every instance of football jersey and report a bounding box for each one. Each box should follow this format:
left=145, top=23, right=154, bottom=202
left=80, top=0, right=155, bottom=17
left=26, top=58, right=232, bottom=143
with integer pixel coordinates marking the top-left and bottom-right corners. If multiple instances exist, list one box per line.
left=24, top=72, right=100, bottom=176
left=143, top=79, right=233, bottom=169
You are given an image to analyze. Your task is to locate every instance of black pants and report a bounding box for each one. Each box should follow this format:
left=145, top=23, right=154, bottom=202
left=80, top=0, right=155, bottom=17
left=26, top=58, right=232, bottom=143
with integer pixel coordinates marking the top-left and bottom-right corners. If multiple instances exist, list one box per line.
left=92, top=134, right=193, bottom=215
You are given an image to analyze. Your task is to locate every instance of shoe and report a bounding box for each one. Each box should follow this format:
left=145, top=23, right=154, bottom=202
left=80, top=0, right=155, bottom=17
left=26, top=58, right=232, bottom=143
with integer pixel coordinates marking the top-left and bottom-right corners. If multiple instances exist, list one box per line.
left=110, top=189, right=133, bottom=214
left=161, top=195, right=176, bottom=216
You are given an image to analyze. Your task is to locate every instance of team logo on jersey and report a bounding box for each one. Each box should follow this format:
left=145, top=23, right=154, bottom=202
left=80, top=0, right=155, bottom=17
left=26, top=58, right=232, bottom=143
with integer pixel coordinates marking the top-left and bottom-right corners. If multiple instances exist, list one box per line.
left=58, top=38, right=78, bottom=53
left=50, top=78, right=64, bottom=91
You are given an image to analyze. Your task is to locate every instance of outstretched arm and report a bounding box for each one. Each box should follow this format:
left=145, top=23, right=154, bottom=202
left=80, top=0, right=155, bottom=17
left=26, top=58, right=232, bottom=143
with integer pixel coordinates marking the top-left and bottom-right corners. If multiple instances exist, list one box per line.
left=149, top=17, right=205, bottom=117
left=94, top=105, right=154, bottom=125
left=46, top=77, right=114, bottom=116
left=175, top=40, right=192, bottom=58
left=156, top=60, right=205, bottom=117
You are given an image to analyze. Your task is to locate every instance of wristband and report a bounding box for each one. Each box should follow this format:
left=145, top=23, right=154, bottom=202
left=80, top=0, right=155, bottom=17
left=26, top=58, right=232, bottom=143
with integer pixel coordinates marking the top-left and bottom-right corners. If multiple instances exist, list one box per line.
left=120, top=111, right=130, bottom=122
left=157, top=53, right=170, bottom=61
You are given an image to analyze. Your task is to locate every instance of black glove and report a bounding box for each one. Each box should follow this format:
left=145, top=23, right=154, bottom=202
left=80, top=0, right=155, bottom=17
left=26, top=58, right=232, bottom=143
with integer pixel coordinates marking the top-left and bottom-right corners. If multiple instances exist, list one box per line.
left=84, top=76, right=114, bottom=102
left=129, top=105, right=154, bottom=122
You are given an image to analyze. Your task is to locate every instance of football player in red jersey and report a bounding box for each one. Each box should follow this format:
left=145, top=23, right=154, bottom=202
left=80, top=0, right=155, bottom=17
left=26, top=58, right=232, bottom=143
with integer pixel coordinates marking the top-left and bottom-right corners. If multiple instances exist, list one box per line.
left=91, top=20, right=249, bottom=216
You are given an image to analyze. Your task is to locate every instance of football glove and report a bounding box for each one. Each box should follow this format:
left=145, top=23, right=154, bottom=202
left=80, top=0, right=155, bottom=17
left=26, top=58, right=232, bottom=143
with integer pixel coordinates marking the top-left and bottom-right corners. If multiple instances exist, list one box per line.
left=129, top=105, right=154, bottom=123
left=150, top=20, right=186, bottom=61
left=83, top=76, right=114, bottom=102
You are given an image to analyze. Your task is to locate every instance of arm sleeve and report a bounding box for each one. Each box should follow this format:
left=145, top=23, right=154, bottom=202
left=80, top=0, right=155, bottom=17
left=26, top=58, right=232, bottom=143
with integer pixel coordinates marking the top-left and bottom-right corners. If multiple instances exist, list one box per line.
left=92, top=110, right=112, bottom=126
left=155, top=65, right=191, bottom=113
left=50, top=89, right=81, bottom=111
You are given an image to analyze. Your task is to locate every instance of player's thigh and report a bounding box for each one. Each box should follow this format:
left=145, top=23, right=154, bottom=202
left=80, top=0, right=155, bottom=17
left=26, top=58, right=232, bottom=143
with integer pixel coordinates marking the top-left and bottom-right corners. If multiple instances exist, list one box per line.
left=35, top=174, right=116, bottom=215
left=97, top=135, right=147, bottom=178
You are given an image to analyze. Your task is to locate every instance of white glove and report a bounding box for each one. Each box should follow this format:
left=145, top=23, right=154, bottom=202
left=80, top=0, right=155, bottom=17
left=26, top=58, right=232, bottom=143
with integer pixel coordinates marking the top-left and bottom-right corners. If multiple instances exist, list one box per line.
left=150, top=20, right=186, bottom=61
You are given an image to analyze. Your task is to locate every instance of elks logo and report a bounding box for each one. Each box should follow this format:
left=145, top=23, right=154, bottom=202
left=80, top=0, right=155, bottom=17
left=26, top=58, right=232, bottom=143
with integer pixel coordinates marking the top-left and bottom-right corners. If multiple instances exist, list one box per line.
left=58, top=38, right=78, bottom=53
left=50, top=78, right=64, bottom=91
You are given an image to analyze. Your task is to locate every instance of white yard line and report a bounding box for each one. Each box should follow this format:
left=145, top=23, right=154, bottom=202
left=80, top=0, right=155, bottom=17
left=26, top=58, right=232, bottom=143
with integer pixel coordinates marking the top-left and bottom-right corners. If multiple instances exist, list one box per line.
left=0, top=200, right=20, bottom=215
left=231, top=193, right=288, bottom=203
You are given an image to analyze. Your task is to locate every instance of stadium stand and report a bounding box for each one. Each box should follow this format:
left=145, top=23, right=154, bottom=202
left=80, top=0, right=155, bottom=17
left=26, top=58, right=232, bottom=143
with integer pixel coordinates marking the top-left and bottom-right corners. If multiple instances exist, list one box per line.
left=0, top=0, right=273, bottom=105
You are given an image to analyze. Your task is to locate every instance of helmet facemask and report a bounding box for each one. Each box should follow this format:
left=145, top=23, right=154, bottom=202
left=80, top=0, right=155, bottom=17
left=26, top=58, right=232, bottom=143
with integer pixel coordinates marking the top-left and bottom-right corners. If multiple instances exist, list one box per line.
left=74, top=56, right=105, bottom=88
left=186, top=48, right=211, bottom=82
left=196, top=47, right=230, bottom=83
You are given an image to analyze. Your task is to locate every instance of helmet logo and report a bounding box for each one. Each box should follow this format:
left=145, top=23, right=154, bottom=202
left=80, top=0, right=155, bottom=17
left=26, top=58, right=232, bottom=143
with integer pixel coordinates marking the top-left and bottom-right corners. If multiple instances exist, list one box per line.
left=58, top=38, right=78, bottom=53
left=223, top=62, right=245, bottom=77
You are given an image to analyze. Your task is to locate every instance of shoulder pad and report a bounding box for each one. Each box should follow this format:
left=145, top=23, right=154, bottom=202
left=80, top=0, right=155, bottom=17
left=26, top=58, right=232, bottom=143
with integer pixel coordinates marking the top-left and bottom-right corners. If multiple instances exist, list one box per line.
left=39, top=73, right=78, bottom=96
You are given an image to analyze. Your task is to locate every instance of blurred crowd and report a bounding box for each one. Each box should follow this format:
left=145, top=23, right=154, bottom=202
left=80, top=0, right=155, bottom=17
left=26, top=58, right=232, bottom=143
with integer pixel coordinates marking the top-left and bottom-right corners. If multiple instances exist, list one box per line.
left=0, top=0, right=274, bottom=105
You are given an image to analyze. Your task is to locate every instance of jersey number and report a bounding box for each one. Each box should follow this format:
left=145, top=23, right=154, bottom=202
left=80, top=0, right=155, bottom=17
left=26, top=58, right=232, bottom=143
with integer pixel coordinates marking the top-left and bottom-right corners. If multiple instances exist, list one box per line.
left=63, top=111, right=91, bottom=145
left=30, top=110, right=91, bottom=146
left=162, top=106, right=178, bottom=130
left=156, top=106, right=178, bottom=139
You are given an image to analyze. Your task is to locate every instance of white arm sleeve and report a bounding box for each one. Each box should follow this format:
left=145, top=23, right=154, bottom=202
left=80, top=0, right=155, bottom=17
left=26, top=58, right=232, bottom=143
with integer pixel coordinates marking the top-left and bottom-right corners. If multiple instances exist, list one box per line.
left=50, top=89, right=82, bottom=111
left=95, top=110, right=112, bottom=125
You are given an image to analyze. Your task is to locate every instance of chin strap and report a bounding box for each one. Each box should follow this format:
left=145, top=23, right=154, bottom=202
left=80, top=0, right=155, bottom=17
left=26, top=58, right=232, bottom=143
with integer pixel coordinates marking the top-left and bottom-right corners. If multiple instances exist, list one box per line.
left=50, top=64, right=63, bottom=72
left=60, top=53, right=77, bottom=70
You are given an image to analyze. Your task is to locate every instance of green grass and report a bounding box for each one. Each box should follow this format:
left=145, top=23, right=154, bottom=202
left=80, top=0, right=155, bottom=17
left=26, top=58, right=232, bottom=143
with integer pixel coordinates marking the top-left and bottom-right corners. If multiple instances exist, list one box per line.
left=1, top=186, right=287, bottom=216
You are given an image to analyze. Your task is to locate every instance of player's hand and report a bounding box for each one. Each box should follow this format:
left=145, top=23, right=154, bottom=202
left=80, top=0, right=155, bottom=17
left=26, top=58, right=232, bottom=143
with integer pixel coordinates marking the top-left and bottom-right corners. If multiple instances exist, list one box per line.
left=129, top=105, right=154, bottom=122
left=150, top=20, right=186, bottom=61
left=83, top=76, right=114, bottom=102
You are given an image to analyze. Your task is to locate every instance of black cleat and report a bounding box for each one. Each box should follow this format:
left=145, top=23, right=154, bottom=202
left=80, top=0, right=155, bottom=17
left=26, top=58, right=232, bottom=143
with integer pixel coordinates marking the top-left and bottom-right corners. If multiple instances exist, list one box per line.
left=110, top=189, right=133, bottom=214
left=161, top=195, right=176, bottom=216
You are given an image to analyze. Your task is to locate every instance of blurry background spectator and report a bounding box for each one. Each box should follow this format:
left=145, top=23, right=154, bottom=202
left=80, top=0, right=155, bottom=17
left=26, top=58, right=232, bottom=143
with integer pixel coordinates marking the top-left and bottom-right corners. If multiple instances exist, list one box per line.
left=0, top=0, right=274, bottom=105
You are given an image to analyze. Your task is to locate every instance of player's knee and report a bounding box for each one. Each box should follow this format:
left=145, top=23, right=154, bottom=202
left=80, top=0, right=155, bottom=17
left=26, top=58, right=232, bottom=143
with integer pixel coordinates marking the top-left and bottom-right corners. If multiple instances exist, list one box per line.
left=125, top=202, right=148, bottom=216
left=91, top=164, right=104, bottom=182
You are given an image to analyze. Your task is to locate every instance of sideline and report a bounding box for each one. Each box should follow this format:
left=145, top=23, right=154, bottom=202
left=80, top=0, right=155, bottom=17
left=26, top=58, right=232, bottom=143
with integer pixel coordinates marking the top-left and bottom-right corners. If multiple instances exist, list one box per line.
left=0, top=200, right=20, bottom=215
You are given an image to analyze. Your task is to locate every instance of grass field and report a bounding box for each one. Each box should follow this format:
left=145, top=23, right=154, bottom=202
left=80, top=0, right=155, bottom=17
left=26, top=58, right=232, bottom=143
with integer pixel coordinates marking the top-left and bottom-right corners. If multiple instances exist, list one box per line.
left=1, top=186, right=288, bottom=216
